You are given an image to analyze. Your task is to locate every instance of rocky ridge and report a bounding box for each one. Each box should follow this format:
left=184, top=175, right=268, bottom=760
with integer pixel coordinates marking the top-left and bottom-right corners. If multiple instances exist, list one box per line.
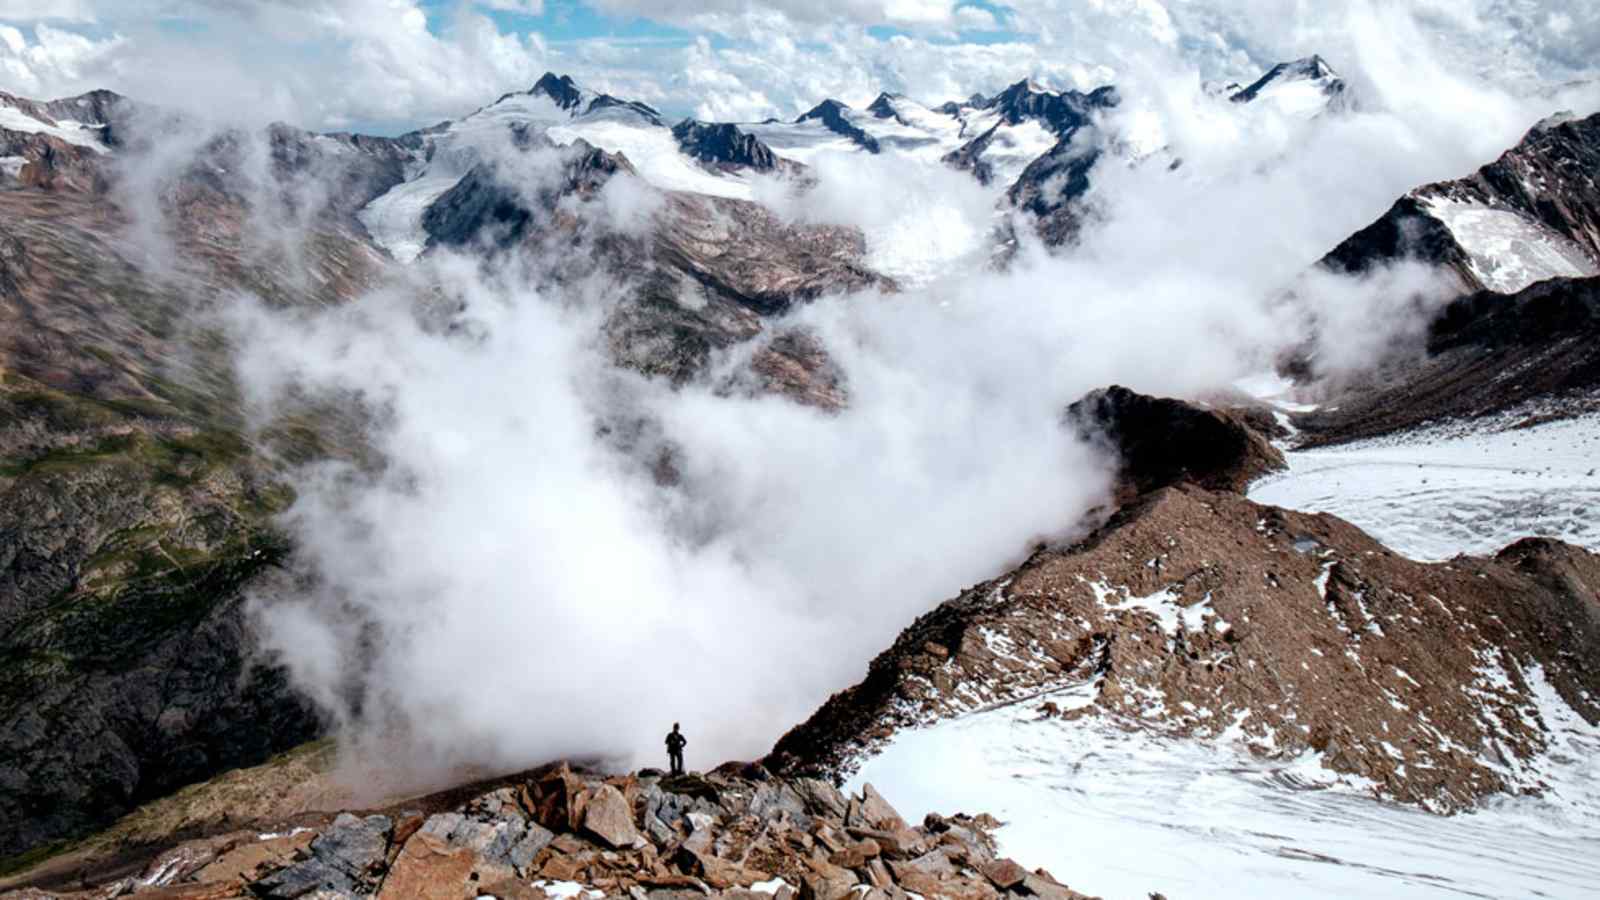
left=0, top=763, right=1099, bottom=900
left=1320, top=110, right=1600, bottom=294
left=767, top=389, right=1600, bottom=813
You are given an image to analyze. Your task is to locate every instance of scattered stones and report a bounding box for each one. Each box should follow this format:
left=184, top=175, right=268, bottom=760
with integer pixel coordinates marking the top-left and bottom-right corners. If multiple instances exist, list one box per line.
left=2, top=764, right=1102, bottom=900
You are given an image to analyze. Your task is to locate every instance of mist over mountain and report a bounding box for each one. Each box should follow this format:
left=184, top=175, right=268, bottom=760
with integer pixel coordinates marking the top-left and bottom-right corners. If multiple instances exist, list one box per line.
left=1, top=4, right=1600, bottom=899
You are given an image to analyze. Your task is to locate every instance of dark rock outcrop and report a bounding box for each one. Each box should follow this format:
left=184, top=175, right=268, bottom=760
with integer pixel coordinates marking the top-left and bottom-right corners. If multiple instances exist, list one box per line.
left=1065, top=385, right=1285, bottom=500
left=671, top=120, right=780, bottom=172
left=796, top=100, right=881, bottom=154
left=1295, top=275, right=1600, bottom=445
left=1318, top=111, right=1600, bottom=290
left=530, top=72, right=585, bottom=111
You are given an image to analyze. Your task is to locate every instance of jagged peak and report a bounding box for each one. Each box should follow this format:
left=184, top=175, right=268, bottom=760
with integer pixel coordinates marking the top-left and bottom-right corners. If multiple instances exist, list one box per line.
left=1229, top=54, right=1345, bottom=106
left=530, top=71, right=585, bottom=110
left=866, top=92, right=902, bottom=118
left=996, top=77, right=1053, bottom=99
left=796, top=98, right=851, bottom=123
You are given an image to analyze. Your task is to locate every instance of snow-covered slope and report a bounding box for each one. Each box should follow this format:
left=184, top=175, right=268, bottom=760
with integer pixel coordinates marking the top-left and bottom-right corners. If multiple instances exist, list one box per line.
left=1419, top=194, right=1599, bottom=293
left=1251, top=412, right=1600, bottom=560
left=1322, top=111, right=1600, bottom=294
left=849, top=683, right=1600, bottom=900
left=0, top=91, right=110, bottom=151
left=1229, top=55, right=1349, bottom=118
left=744, top=80, right=1112, bottom=189
left=356, top=73, right=755, bottom=261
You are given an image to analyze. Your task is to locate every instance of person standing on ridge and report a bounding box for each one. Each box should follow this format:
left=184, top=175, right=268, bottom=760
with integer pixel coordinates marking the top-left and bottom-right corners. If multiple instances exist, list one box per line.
left=666, top=723, right=687, bottom=776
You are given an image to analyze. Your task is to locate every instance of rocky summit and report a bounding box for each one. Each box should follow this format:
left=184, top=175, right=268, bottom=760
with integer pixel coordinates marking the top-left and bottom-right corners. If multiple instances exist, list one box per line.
left=0, top=764, right=1099, bottom=900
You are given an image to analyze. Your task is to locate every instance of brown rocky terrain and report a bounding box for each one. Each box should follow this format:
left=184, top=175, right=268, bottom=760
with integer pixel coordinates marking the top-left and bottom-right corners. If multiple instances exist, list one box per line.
left=1065, top=385, right=1285, bottom=501
left=0, top=760, right=1100, bottom=900
left=1293, top=274, right=1600, bottom=445
left=0, top=171, right=383, bottom=859
left=417, top=136, right=884, bottom=393
left=768, top=388, right=1600, bottom=813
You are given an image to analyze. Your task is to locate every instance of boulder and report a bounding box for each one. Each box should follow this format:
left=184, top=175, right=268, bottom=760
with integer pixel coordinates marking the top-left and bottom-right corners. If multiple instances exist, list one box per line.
left=309, top=813, right=392, bottom=885
left=583, top=783, right=645, bottom=849
left=374, top=831, right=480, bottom=900
left=857, top=785, right=907, bottom=832
left=981, top=858, right=1028, bottom=890
left=250, top=856, right=356, bottom=899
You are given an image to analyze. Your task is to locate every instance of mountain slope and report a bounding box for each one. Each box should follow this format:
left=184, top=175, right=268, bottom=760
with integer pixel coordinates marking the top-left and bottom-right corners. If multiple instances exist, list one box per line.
left=768, top=390, right=1600, bottom=816
left=1321, top=111, right=1600, bottom=294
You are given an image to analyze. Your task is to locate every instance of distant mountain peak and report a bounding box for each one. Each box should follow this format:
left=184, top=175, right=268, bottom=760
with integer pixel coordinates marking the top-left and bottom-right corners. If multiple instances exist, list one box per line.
left=866, top=92, right=901, bottom=119
left=795, top=98, right=881, bottom=153
left=1230, top=55, right=1346, bottom=107
left=987, top=78, right=1118, bottom=132
left=671, top=119, right=780, bottom=171
left=531, top=72, right=584, bottom=110
left=797, top=98, right=851, bottom=122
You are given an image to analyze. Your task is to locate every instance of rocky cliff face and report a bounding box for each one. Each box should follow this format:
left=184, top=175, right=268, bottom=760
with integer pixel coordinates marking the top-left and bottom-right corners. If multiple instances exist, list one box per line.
left=0, top=108, right=397, bottom=860
left=0, top=762, right=1102, bottom=900
left=670, top=121, right=782, bottom=173
left=795, top=100, right=882, bottom=154
left=768, top=390, right=1600, bottom=813
left=1320, top=112, right=1600, bottom=293
left=1295, top=274, right=1600, bottom=445
left=1066, top=385, right=1285, bottom=500
left=417, top=136, right=884, bottom=392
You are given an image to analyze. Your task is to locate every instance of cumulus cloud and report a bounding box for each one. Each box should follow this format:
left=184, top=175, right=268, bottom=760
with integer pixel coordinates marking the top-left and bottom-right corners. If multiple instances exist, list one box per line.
left=0, top=1, right=550, bottom=130
left=3, top=0, right=1593, bottom=132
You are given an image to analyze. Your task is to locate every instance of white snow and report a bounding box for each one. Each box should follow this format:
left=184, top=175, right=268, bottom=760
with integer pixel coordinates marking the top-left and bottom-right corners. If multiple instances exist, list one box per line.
left=547, top=119, right=752, bottom=201
left=0, top=104, right=108, bottom=151
left=742, top=120, right=863, bottom=166
left=532, top=881, right=603, bottom=899
left=749, top=878, right=793, bottom=895
left=1245, top=79, right=1340, bottom=118
left=1421, top=195, right=1599, bottom=293
left=357, top=173, right=459, bottom=263
left=848, top=690, right=1600, bottom=900
left=1250, top=413, right=1600, bottom=560
left=0, top=155, right=25, bottom=178
left=970, top=118, right=1058, bottom=188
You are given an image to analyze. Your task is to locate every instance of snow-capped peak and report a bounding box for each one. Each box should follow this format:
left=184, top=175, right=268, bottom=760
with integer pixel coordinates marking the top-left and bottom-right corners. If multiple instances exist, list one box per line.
left=1231, top=55, right=1341, bottom=100
left=1229, top=54, right=1349, bottom=117
left=866, top=92, right=902, bottom=119
left=531, top=72, right=585, bottom=111
left=490, top=72, right=664, bottom=127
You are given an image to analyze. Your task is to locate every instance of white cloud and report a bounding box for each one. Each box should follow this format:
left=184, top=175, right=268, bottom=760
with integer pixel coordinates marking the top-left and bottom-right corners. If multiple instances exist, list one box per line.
left=953, top=4, right=999, bottom=31
left=0, top=0, right=98, bottom=22
left=0, top=1, right=549, bottom=129
left=477, top=0, right=545, bottom=14
left=0, top=0, right=1593, bottom=133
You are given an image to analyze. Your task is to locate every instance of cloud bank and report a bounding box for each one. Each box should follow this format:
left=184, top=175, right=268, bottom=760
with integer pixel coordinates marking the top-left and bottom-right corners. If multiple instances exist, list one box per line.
left=1, top=1, right=1595, bottom=130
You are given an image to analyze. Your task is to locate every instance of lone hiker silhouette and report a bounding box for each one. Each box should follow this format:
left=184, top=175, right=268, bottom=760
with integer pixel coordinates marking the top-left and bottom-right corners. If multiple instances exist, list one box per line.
left=665, top=723, right=687, bottom=776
